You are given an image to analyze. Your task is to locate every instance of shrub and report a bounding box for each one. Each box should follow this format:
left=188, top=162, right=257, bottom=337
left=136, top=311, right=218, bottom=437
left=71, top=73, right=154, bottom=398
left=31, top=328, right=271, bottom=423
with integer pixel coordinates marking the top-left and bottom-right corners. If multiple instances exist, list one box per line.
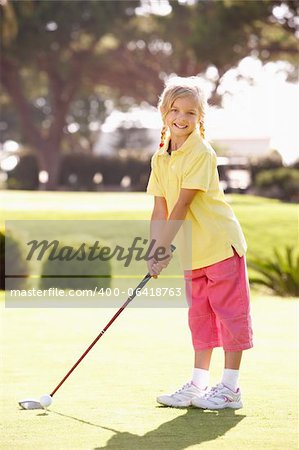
left=249, top=151, right=284, bottom=183
left=248, top=246, right=299, bottom=297
left=59, top=154, right=100, bottom=190
left=121, top=157, right=150, bottom=190
left=254, top=168, right=299, bottom=202
left=59, top=153, right=151, bottom=191
left=7, top=153, right=39, bottom=190
left=39, top=236, right=112, bottom=291
left=0, top=230, right=30, bottom=290
left=60, top=154, right=127, bottom=190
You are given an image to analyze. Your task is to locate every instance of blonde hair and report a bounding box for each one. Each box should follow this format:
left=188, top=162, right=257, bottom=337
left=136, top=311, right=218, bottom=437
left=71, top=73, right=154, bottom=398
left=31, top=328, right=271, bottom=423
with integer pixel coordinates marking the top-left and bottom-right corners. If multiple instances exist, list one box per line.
left=158, top=76, right=207, bottom=140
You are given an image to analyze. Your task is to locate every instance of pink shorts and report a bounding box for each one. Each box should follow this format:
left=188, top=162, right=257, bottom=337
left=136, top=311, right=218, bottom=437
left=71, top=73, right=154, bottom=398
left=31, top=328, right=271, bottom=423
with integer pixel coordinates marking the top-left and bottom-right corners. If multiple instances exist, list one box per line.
left=185, top=249, right=253, bottom=352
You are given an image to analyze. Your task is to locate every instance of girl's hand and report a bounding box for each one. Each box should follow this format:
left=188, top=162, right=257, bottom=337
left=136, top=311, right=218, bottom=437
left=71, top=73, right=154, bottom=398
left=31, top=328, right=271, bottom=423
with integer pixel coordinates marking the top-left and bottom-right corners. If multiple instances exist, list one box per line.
left=147, top=258, right=158, bottom=279
left=148, top=248, right=173, bottom=278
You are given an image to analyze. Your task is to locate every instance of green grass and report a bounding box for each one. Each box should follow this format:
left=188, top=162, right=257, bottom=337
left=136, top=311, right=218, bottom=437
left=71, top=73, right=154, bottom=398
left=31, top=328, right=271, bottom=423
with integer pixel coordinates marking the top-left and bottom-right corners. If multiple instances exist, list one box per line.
left=0, top=292, right=298, bottom=450
left=1, top=191, right=298, bottom=258
left=1, top=191, right=297, bottom=285
left=0, top=191, right=298, bottom=449
left=229, top=195, right=298, bottom=261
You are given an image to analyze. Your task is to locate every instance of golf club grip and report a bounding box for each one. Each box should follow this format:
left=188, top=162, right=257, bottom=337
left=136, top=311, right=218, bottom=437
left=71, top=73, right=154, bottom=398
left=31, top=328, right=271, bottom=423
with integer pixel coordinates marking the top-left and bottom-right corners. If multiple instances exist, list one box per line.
left=50, top=244, right=176, bottom=397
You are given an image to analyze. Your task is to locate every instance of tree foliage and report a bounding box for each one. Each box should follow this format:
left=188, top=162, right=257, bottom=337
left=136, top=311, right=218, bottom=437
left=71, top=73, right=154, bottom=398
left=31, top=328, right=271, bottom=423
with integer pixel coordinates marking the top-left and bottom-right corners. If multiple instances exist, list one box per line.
left=254, top=167, right=299, bottom=202
left=156, top=0, right=298, bottom=103
left=1, top=0, right=298, bottom=189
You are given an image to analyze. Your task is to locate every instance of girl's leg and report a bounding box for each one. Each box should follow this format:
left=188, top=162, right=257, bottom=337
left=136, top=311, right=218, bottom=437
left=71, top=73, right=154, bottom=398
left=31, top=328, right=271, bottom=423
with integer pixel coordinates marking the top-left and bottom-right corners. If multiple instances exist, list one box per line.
left=224, top=350, right=242, bottom=369
left=195, top=349, right=213, bottom=369
left=192, top=349, right=213, bottom=389
left=221, top=350, right=243, bottom=391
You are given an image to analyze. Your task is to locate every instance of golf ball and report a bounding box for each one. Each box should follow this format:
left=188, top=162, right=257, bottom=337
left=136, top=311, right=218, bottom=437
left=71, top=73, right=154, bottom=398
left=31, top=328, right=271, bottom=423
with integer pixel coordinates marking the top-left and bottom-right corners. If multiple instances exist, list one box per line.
left=40, top=394, right=52, bottom=408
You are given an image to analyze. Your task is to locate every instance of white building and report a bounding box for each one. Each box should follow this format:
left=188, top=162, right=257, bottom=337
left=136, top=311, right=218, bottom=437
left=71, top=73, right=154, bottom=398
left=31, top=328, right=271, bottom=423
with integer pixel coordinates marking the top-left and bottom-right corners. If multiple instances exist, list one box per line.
left=211, top=137, right=271, bottom=160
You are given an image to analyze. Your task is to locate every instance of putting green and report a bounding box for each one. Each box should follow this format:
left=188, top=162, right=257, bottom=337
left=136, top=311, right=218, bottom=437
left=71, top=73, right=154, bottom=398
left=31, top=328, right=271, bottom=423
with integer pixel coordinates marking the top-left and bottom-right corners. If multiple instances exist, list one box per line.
left=1, top=293, right=297, bottom=450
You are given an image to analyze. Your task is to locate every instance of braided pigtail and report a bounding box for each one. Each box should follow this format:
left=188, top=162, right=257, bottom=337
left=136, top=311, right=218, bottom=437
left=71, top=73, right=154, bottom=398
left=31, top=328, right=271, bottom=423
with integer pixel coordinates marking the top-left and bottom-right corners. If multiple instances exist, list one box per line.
left=199, top=119, right=205, bottom=139
left=159, top=125, right=167, bottom=148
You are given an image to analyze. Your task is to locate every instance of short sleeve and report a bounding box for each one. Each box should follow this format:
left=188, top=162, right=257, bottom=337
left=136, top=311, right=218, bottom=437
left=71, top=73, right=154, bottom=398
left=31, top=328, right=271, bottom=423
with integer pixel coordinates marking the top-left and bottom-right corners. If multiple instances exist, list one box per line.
left=146, top=155, right=164, bottom=196
left=181, top=151, right=213, bottom=192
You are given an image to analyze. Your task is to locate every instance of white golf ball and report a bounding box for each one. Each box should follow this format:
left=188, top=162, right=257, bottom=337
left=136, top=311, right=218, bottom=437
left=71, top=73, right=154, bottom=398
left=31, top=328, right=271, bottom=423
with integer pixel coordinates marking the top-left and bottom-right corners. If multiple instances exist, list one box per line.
left=40, top=394, right=52, bottom=408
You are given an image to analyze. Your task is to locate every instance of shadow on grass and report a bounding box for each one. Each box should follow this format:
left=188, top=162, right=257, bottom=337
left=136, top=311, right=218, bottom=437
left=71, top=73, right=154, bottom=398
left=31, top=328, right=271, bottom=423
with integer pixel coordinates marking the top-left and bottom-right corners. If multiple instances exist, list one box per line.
left=50, top=408, right=245, bottom=450
left=50, top=409, right=119, bottom=432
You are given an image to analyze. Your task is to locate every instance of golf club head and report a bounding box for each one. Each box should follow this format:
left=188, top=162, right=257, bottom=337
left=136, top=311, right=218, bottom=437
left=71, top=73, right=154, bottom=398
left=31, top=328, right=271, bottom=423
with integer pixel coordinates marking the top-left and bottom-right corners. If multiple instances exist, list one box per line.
left=18, top=398, right=43, bottom=410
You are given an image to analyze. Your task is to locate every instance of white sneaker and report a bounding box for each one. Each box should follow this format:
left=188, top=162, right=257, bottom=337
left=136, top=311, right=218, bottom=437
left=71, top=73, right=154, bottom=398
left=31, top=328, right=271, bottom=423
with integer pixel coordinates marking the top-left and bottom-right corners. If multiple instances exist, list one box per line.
left=157, top=381, right=206, bottom=408
left=192, top=383, right=243, bottom=410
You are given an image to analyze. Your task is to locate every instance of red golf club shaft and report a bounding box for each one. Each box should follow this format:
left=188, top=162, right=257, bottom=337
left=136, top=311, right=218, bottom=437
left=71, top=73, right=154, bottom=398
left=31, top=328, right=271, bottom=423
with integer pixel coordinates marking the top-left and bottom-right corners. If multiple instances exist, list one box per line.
left=50, top=273, right=151, bottom=397
left=50, top=244, right=175, bottom=398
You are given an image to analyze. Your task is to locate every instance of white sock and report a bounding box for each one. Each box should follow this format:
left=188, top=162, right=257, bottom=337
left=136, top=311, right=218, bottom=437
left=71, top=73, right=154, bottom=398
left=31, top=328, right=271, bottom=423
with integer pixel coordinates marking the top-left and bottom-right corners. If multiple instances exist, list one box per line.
left=192, top=368, right=209, bottom=389
left=221, top=369, right=239, bottom=391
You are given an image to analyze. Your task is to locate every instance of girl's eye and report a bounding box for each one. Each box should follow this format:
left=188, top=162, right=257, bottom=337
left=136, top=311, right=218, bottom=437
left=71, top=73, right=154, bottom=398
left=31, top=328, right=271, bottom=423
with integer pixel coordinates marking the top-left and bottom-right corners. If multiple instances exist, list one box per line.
left=171, top=108, right=177, bottom=112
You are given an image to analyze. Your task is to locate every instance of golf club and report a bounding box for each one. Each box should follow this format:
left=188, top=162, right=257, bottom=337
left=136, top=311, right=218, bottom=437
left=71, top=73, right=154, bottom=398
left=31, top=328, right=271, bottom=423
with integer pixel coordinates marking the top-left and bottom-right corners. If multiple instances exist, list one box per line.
left=19, top=244, right=175, bottom=410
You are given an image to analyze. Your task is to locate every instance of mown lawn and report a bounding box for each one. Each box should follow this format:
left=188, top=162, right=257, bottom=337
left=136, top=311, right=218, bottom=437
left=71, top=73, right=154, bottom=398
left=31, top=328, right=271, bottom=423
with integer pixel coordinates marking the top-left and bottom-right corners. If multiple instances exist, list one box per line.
left=0, top=191, right=298, bottom=449
left=0, top=292, right=297, bottom=450
left=1, top=190, right=297, bottom=263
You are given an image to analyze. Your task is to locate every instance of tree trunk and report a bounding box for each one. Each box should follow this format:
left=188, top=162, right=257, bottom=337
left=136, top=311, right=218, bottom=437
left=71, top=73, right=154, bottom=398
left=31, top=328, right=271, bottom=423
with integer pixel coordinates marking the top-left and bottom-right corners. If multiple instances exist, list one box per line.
left=35, top=140, right=62, bottom=190
left=1, top=56, right=70, bottom=190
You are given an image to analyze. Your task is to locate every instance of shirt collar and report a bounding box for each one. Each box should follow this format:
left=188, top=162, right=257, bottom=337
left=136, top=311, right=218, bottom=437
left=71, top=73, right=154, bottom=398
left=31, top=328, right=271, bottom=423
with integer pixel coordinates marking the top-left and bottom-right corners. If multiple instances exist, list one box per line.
left=157, top=128, right=201, bottom=156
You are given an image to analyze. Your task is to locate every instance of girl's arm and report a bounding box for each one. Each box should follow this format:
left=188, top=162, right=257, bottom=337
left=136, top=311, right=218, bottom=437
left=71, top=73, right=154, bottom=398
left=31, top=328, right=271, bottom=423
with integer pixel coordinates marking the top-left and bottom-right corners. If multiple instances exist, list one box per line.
left=151, top=196, right=168, bottom=220
left=150, top=188, right=199, bottom=276
left=148, top=196, right=168, bottom=276
left=168, top=188, right=198, bottom=221
left=158, top=187, right=198, bottom=246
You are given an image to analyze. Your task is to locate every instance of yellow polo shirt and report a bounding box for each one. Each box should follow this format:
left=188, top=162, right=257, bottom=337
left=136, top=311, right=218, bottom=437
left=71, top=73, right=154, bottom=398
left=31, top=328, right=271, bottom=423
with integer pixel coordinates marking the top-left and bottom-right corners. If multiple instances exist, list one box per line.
left=146, top=128, right=247, bottom=269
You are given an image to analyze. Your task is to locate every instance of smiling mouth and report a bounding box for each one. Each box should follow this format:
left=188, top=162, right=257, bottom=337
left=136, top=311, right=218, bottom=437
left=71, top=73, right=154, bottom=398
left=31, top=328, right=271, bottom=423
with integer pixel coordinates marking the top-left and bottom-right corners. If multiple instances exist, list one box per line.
left=174, top=123, right=188, bottom=129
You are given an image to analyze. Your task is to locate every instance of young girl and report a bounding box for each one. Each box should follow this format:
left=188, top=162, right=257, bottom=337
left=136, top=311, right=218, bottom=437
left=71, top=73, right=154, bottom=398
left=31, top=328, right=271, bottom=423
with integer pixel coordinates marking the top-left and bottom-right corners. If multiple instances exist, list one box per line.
left=146, top=76, right=253, bottom=410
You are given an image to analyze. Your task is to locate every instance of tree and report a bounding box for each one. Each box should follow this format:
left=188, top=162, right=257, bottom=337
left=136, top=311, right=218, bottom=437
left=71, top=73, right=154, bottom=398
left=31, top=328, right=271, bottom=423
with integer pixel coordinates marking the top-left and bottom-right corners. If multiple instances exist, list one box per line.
left=1, top=0, right=298, bottom=189
left=155, top=0, right=299, bottom=104
left=1, top=0, right=157, bottom=188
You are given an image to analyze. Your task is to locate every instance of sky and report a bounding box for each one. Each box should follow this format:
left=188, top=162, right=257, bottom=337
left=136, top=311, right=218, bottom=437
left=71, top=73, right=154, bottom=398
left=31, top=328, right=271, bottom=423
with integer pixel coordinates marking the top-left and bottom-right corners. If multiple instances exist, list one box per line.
left=206, top=58, right=299, bottom=164
left=102, top=58, right=298, bottom=164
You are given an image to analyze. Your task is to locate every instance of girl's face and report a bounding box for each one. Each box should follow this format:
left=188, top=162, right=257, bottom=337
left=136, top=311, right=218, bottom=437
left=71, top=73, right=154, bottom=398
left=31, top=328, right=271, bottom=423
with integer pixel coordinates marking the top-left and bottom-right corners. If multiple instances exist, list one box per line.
left=165, top=95, right=200, bottom=141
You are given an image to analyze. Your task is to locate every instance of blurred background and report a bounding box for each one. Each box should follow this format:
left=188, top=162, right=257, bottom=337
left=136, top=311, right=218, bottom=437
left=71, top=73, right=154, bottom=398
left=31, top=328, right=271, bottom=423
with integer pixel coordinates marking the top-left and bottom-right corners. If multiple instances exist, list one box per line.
left=0, top=0, right=298, bottom=201
left=1, top=6, right=298, bottom=442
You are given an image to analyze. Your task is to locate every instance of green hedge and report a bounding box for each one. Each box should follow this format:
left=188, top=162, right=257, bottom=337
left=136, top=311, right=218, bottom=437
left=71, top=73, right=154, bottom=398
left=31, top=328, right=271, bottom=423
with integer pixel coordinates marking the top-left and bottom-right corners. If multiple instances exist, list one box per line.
left=0, top=230, right=30, bottom=290
left=7, top=153, right=39, bottom=190
left=59, top=153, right=151, bottom=191
left=254, top=168, right=299, bottom=202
